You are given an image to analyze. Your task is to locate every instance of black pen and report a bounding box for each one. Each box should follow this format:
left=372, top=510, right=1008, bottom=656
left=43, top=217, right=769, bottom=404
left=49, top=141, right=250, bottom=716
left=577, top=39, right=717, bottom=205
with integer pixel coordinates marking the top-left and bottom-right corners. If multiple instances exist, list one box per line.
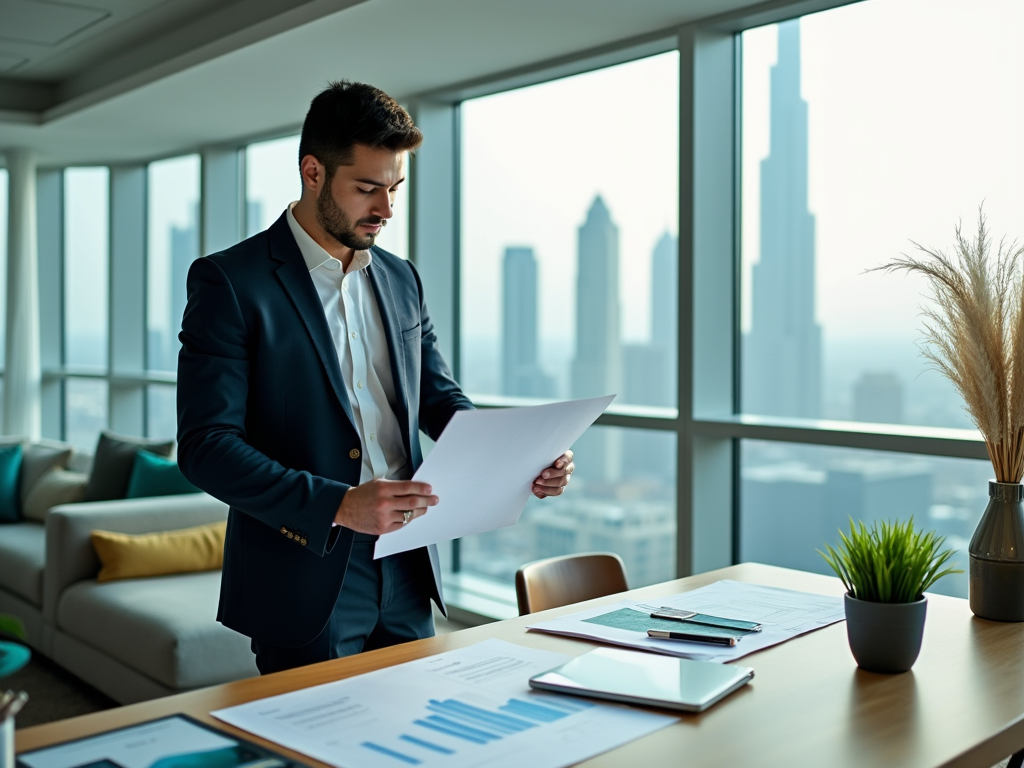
left=647, top=629, right=738, bottom=646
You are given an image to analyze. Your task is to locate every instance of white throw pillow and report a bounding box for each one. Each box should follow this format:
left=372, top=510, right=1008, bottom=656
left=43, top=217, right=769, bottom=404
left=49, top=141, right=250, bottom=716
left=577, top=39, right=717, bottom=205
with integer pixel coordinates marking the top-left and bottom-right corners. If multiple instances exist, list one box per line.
left=22, top=467, right=88, bottom=522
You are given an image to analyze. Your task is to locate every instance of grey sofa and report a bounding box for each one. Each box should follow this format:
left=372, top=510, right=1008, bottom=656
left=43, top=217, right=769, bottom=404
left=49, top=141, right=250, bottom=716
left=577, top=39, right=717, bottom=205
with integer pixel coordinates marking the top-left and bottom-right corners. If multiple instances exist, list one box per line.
left=0, top=494, right=259, bottom=704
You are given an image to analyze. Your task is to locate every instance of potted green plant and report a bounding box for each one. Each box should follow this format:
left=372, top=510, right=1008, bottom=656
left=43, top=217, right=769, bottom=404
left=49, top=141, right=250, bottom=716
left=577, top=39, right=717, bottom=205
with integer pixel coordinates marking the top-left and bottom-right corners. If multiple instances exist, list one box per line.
left=820, top=518, right=961, bottom=673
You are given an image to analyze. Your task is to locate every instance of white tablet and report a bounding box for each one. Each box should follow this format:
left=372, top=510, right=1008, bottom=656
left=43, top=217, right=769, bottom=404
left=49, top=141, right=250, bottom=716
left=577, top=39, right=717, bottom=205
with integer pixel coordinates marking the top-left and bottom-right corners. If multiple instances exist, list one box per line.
left=529, top=647, right=754, bottom=713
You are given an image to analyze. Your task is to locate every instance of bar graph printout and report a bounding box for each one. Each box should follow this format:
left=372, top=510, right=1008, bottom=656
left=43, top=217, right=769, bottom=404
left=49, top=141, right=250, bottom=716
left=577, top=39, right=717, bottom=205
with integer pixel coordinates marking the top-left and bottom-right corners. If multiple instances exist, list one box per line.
left=527, top=580, right=845, bottom=662
left=212, top=639, right=676, bottom=768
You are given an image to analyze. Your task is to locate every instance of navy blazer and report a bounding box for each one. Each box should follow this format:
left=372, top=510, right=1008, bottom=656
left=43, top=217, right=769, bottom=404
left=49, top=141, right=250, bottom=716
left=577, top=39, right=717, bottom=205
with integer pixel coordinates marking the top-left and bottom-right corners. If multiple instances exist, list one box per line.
left=176, top=213, right=473, bottom=648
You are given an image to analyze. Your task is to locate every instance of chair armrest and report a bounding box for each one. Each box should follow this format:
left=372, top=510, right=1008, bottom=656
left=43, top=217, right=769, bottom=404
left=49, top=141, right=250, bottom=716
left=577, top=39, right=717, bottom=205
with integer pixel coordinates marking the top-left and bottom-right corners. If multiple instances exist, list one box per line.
left=44, top=494, right=228, bottom=624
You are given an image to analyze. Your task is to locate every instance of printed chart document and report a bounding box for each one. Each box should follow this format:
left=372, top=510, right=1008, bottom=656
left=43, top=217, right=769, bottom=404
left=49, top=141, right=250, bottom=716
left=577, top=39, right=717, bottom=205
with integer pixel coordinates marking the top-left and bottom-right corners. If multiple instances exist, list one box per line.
left=528, top=580, right=845, bottom=662
left=375, top=395, right=615, bottom=559
left=213, top=639, right=676, bottom=768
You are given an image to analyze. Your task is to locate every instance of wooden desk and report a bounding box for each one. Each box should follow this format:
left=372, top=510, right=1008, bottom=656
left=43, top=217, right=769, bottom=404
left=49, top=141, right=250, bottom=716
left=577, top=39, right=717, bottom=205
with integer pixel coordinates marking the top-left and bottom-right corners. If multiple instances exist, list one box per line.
left=16, top=564, right=1024, bottom=768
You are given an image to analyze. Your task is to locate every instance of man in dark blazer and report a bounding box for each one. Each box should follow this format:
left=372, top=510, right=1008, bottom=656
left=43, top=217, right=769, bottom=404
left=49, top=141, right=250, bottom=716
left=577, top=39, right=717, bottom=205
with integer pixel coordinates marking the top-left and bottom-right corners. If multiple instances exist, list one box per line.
left=177, top=81, right=575, bottom=674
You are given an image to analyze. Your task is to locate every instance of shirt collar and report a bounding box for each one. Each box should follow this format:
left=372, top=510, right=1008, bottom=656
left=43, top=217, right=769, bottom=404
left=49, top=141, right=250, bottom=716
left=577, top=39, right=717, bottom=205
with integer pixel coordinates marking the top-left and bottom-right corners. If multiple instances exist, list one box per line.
left=286, top=203, right=373, bottom=275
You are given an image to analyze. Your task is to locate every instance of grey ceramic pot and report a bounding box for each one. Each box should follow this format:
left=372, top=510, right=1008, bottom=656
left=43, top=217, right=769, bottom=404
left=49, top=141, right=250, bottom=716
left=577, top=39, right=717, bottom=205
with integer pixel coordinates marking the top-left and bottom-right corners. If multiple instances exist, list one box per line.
left=844, top=593, right=927, bottom=674
left=969, top=481, right=1024, bottom=621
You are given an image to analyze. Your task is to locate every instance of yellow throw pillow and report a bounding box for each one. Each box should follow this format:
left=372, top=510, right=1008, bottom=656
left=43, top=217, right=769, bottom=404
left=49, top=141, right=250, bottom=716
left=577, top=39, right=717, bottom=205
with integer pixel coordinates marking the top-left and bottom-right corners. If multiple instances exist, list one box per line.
left=91, top=520, right=227, bottom=582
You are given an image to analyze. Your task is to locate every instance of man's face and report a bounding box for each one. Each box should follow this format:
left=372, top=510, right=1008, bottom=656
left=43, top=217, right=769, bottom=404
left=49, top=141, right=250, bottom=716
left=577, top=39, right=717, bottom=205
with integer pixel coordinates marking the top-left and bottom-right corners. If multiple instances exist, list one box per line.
left=315, top=144, right=405, bottom=251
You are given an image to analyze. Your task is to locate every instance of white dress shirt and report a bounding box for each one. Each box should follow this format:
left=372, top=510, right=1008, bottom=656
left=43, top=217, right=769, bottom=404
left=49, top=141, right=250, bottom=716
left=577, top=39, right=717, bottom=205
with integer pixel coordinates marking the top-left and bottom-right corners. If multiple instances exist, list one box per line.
left=286, top=204, right=410, bottom=485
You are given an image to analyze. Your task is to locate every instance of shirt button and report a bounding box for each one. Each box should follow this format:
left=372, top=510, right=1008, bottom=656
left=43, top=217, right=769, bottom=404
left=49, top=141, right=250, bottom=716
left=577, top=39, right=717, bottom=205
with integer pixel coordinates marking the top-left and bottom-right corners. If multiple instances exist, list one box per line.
left=357, top=381, right=364, bottom=389
left=351, top=331, right=357, bottom=339
left=349, top=448, right=361, bottom=459
left=370, top=433, right=376, bottom=442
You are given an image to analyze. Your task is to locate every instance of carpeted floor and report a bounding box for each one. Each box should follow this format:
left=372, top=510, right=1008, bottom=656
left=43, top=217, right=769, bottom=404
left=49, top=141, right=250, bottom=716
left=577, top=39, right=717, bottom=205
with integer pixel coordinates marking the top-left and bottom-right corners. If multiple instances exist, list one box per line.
left=3, top=653, right=117, bottom=728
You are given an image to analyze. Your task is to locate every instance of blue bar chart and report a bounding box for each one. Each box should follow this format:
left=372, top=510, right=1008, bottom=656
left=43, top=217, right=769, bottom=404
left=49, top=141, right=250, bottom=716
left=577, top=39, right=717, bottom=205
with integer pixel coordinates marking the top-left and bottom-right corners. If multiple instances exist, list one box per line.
left=360, top=695, right=595, bottom=765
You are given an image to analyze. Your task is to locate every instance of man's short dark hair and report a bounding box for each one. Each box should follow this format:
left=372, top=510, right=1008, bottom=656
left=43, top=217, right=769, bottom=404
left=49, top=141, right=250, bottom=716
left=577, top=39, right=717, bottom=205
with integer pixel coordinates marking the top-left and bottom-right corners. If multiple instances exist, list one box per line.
left=298, top=81, right=422, bottom=176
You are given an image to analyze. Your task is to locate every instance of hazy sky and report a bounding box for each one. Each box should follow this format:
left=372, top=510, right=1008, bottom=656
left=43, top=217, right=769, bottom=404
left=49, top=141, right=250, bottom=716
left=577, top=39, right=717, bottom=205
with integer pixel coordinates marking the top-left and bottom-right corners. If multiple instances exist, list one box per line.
left=462, top=53, right=679, bottom=345
left=742, top=0, right=1024, bottom=342
left=147, top=155, right=199, bottom=340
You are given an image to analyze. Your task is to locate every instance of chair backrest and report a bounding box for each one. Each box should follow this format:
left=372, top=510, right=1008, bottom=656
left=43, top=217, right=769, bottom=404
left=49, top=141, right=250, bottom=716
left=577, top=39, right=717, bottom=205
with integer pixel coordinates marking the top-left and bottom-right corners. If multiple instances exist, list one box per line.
left=514, top=552, right=628, bottom=615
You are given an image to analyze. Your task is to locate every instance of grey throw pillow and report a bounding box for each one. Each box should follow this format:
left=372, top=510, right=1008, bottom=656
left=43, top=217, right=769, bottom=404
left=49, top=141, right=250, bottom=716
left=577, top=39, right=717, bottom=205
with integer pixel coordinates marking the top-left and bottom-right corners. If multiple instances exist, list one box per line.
left=21, top=440, right=74, bottom=506
left=83, top=431, right=175, bottom=502
left=23, top=468, right=88, bottom=522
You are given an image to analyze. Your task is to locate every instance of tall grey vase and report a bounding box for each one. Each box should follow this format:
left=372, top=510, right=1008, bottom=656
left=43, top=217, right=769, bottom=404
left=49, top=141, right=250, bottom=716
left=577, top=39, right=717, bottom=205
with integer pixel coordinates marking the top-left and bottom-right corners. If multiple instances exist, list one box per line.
left=969, top=480, right=1024, bottom=621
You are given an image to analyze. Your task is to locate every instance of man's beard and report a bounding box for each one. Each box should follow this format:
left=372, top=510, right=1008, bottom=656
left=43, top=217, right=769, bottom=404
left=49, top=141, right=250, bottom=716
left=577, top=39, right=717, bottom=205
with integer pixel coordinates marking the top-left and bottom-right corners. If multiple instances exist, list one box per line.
left=315, top=183, right=383, bottom=251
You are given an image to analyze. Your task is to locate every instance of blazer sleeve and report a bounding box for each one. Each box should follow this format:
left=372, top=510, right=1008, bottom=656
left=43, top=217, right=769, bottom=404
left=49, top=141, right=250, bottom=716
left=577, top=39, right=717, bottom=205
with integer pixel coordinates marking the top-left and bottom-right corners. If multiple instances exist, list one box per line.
left=407, top=260, right=475, bottom=440
left=176, top=256, right=346, bottom=556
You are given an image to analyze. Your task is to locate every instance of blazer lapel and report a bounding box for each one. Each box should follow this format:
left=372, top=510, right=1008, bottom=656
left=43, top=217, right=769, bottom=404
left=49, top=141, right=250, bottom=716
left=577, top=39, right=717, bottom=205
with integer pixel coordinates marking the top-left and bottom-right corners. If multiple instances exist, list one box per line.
left=367, top=259, right=413, bottom=459
left=269, top=217, right=356, bottom=428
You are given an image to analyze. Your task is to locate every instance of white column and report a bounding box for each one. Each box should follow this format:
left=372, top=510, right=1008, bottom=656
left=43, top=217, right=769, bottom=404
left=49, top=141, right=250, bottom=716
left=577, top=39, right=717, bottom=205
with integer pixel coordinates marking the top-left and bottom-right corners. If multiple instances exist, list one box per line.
left=4, top=149, right=42, bottom=439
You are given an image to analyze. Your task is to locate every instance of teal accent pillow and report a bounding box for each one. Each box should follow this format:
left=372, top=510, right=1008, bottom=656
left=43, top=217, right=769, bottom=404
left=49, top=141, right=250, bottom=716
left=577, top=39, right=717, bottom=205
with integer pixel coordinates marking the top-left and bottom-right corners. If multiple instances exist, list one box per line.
left=125, top=450, right=200, bottom=499
left=0, top=443, right=24, bottom=522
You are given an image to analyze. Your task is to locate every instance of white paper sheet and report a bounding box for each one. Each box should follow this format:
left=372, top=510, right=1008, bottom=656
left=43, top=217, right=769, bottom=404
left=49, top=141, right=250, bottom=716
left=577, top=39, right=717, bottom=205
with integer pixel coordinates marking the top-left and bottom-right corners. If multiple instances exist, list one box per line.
left=213, top=639, right=676, bottom=768
left=527, top=580, right=845, bottom=662
left=374, top=395, right=615, bottom=558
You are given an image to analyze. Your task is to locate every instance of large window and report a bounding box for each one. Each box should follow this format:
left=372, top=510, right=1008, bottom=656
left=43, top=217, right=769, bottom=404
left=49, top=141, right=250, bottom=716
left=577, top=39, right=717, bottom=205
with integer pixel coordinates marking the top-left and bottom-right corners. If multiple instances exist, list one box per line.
left=63, top=168, right=110, bottom=452
left=458, top=53, right=679, bottom=589
left=740, top=0, right=1024, bottom=429
left=0, top=168, right=7, bottom=407
left=147, top=155, right=200, bottom=373
left=734, top=0, right=1024, bottom=599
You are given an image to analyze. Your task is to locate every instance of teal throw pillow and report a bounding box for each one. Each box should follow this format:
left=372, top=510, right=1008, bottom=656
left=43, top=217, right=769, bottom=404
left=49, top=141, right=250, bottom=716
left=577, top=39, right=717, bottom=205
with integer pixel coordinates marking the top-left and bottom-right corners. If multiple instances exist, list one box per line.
left=125, top=450, right=200, bottom=499
left=0, top=443, right=24, bottom=522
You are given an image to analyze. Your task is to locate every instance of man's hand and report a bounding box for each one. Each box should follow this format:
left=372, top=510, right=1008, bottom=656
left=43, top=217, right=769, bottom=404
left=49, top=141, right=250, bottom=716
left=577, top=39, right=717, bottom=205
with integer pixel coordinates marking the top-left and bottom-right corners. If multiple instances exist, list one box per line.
left=335, top=479, right=439, bottom=535
left=532, top=450, right=574, bottom=499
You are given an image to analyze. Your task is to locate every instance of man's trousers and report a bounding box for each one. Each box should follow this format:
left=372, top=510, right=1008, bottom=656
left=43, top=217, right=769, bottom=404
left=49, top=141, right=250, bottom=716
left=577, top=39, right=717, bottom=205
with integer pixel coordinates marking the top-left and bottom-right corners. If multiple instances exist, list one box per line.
left=251, top=534, right=435, bottom=674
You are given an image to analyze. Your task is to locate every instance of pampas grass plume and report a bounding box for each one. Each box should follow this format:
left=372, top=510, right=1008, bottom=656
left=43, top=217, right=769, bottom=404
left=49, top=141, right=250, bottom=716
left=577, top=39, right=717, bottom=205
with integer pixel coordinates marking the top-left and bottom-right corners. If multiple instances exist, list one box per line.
left=874, top=209, right=1024, bottom=483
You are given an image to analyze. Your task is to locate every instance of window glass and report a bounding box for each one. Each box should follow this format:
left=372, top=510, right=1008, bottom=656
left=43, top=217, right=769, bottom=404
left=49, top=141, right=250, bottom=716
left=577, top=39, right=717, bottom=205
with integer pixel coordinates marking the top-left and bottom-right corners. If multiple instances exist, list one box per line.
left=147, top=384, right=177, bottom=440
left=64, top=378, right=108, bottom=454
left=460, top=53, right=679, bottom=406
left=245, top=134, right=410, bottom=257
left=740, top=439, right=988, bottom=598
left=0, top=169, right=7, bottom=366
left=460, top=426, right=677, bottom=588
left=740, top=1, right=1024, bottom=428
left=147, top=155, right=200, bottom=372
left=64, top=168, right=109, bottom=369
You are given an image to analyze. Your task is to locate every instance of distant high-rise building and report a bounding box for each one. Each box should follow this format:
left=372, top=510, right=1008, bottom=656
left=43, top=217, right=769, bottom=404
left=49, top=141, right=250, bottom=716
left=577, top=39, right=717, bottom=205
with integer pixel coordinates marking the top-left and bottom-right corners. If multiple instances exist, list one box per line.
left=650, top=232, right=677, bottom=362
left=166, top=215, right=199, bottom=370
left=571, top=196, right=622, bottom=481
left=853, top=371, right=904, bottom=424
left=502, top=246, right=554, bottom=398
left=744, top=19, right=822, bottom=418
left=246, top=200, right=264, bottom=237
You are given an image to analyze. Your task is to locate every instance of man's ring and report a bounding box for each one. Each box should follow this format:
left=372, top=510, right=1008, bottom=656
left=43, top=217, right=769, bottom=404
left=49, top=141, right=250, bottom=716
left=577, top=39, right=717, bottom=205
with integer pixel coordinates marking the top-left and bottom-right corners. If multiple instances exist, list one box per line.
left=402, top=510, right=413, bottom=525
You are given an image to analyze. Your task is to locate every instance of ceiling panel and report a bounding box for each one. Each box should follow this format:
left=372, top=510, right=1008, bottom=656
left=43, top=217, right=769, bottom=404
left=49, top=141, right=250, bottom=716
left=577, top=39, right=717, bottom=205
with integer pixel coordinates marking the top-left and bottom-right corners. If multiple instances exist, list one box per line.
left=0, top=0, right=108, bottom=46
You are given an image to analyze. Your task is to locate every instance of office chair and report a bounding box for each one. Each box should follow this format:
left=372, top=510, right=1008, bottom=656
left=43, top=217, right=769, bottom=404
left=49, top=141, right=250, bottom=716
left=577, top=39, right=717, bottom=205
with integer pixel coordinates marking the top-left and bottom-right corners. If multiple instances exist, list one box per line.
left=514, top=552, right=628, bottom=615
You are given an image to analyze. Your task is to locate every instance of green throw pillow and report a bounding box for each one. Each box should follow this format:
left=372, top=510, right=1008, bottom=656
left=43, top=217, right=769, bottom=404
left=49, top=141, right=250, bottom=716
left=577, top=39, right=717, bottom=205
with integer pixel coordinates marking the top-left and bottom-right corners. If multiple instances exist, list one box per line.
left=0, top=443, right=24, bottom=522
left=125, top=450, right=200, bottom=499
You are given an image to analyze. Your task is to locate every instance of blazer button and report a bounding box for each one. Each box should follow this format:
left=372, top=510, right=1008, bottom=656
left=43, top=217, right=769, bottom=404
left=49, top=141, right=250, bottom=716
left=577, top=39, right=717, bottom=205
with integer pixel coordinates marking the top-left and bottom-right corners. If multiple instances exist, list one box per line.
left=349, top=448, right=361, bottom=459
left=280, top=527, right=288, bottom=535
left=286, top=532, right=294, bottom=539
left=300, top=538, right=308, bottom=546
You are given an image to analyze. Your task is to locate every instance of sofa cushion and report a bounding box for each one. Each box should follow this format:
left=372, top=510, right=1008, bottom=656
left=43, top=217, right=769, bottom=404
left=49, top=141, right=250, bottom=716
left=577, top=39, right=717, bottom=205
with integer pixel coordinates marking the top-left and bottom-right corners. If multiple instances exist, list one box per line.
left=0, top=443, right=23, bottom=521
left=22, top=468, right=88, bottom=522
left=57, top=570, right=256, bottom=689
left=84, top=432, right=175, bottom=502
left=21, top=441, right=74, bottom=507
left=125, top=451, right=199, bottom=499
left=91, top=520, right=227, bottom=582
left=0, top=522, right=45, bottom=605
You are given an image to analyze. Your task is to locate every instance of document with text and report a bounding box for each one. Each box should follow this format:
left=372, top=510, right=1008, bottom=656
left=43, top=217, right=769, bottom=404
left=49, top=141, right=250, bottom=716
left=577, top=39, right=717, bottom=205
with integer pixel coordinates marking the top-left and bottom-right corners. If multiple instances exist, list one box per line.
left=374, top=395, right=615, bottom=559
left=527, top=580, right=845, bottom=662
left=212, top=638, right=676, bottom=768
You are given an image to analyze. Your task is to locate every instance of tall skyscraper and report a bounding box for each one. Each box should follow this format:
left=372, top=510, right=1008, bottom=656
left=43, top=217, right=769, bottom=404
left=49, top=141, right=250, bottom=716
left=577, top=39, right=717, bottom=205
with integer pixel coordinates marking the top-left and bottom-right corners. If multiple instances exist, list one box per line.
left=744, top=19, right=822, bottom=418
left=650, top=232, right=677, bottom=361
left=502, top=246, right=554, bottom=397
left=167, top=216, right=199, bottom=370
left=571, top=196, right=622, bottom=482
left=853, top=371, right=904, bottom=424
